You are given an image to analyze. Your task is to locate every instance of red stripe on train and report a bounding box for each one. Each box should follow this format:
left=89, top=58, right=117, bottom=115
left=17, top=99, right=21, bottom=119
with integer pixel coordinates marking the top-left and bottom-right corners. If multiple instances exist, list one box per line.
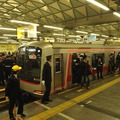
left=20, top=79, right=40, bottom=85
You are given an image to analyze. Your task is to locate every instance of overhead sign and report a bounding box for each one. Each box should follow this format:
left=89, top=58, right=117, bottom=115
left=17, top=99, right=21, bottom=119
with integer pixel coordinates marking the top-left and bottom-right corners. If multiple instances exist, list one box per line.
left=17, top=25, right=37, bottom=39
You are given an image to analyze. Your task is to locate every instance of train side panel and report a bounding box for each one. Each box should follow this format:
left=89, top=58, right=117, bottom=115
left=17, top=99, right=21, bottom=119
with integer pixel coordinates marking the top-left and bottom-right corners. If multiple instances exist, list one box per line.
left=17, top=42, right=120, bottom=96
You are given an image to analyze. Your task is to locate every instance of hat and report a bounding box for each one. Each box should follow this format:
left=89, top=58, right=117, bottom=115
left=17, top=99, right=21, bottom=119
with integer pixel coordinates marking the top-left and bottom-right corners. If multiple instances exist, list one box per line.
left=46, top=55, right=52, bottom=60
left=12, top=65, right=22, bottom=71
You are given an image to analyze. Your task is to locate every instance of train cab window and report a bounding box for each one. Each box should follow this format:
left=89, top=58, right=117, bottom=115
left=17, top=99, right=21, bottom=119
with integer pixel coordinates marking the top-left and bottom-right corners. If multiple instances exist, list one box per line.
left=25, top=47, right=42, bottom=79
left=16, top=46, right=42, bottom=84
left=16, top=47, right=26, bottom=75
left=92, top=53, right=105, bottom=67
left=55, top=58, right=61, bottom=73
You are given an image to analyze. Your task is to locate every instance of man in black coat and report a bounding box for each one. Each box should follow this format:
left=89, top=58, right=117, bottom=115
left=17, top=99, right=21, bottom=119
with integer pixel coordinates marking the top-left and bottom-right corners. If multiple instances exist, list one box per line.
left=96, top=57, right=103, bottom=79
left=41, top=55, right=52, bottom=104
left=5, top=65, right=26, bottom=120
left=79, top=55, right=87, bottom=88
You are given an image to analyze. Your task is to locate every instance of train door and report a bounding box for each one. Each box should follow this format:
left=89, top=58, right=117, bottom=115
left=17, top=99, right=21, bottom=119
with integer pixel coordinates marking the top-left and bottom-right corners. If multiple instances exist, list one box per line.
left=54, top=54, right=63, bottom=91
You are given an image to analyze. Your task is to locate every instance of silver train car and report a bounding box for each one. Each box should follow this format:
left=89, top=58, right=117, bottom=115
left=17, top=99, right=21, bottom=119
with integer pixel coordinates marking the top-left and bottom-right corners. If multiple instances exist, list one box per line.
left=16, top=41, right=120, bottom=96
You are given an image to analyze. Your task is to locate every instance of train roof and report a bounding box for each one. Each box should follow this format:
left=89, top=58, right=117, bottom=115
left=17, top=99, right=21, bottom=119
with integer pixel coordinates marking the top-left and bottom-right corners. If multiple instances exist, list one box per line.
left=19, top=41, right=120, bottom=49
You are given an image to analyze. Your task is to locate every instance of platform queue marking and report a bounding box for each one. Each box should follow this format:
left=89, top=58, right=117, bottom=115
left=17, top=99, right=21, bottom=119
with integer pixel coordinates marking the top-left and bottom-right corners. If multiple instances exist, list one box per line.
left=29, top=78, right=120, bottom=120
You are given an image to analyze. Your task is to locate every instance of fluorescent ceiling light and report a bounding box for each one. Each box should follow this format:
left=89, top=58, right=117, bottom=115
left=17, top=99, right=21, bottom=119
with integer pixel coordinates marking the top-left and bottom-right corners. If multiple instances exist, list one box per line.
left=91, top=33, right=100, bottom=36
left=0, top=41, right=8, bottom=43
left=76, top=30, right=88, bottom=34
left=53, top=33, right=65, bottom=36
left=10, top=20, right=39, bottom=26
left=6, top=40, right=17, bottom=42
left=0, top=36, right=8, bottom=39
left=37, top=31, right=41, bottom=34
left=86, top=0, right=110, bottom=11
left=113, top=37, right=117, bottom=39
left=101, top=35, right=109, bottom=38
left=0, top=27, right=16, bottom=31
left=69, top=35, right=81, bottom=38
left=113, top=12, right=120, bottom=17
left=3, top=34, right=17, bottom=37
left=43, top=25, right=63, bottom=30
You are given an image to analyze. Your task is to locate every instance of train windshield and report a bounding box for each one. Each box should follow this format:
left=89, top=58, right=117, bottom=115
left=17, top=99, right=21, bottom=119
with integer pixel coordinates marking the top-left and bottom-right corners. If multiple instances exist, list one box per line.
left=16, top=46, right=42, bottom=84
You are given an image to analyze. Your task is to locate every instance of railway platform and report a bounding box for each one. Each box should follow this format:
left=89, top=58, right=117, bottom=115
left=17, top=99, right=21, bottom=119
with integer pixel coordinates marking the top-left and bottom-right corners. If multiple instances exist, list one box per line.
left=0, top=74, right=120, bottom=120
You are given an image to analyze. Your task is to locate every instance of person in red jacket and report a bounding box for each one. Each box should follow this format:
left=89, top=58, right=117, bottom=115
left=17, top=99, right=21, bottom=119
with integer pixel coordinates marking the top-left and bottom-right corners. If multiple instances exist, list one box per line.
left=5, top=65, right=26, bottom=120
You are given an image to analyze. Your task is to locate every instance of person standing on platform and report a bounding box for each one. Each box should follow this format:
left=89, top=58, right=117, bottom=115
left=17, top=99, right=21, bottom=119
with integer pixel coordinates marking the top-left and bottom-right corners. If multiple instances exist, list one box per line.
left=41, top=55, right=52, bottom=104
left=86, top=60, right=92, bottom=89
left=72, top=53, right=80, bottom=85
left=96, top=57, right=103, bottom=79
left=79, top=55, right=87, bottom=88
left=0, top=57, right=5, bottom=86
left=5, top=65, right=26, bottom=120
left=116, top=52, right=120, bottom=74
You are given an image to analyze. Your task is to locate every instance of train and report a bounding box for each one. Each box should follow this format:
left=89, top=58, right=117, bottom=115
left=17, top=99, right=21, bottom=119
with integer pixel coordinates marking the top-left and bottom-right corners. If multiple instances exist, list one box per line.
left=16, top=41, right=120, bottom=96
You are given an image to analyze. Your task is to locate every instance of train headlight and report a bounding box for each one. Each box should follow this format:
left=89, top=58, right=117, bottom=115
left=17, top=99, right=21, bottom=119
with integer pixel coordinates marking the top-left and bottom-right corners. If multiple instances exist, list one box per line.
left=34, top=90, right=43, bottom=96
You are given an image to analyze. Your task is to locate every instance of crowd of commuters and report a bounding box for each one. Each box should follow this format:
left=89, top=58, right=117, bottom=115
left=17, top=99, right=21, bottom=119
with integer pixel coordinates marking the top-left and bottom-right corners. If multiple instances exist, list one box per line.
left=72, top=52, right=120, bottom=89
left=72, top=53, right=93, bottom=89
left=0, top=52, right=16, bottom=86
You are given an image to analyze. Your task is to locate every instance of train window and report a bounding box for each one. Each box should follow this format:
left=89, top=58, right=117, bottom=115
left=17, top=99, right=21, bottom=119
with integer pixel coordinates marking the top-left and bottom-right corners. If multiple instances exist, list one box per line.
left=19, top=47, right=26, bottom=54
left=16, top=47, right=26, bottom=75
left=92, top=53, right=105, bottom=67
left=55, top=58, right=61, bottom=73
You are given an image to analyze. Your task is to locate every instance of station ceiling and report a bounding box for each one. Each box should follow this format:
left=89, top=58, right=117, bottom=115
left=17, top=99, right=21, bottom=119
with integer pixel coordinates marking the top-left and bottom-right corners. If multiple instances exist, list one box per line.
left=0, top=0, right=120, bottom=42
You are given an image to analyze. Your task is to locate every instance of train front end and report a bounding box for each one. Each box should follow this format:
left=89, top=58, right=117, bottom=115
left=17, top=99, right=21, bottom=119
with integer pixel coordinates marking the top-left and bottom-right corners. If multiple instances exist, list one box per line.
left=16, top=45, right=44, bottom=96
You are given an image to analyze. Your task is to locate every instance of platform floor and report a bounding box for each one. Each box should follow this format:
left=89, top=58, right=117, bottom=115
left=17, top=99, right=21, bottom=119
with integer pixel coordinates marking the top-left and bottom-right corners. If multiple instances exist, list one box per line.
left=0, top=74, right=120, bottom=120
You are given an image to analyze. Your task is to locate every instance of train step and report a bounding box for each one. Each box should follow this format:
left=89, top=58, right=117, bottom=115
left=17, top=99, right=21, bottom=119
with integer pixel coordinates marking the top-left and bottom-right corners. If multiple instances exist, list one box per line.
left=0, top=88, right=5, bottom=93
left=0, top=96, right=6, bottom=101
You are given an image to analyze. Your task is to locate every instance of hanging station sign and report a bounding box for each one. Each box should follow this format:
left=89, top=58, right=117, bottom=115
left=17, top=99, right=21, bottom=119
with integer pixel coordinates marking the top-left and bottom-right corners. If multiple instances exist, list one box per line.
left=17, top=25, right=37, bottom=39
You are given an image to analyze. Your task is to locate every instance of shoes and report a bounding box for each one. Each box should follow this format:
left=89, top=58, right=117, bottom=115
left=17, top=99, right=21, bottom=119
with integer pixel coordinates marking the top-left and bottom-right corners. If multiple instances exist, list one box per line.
left=21, top=113, right=26, bottom=117
left=41, top=101, right=48, bottom=104
left=17, top=113, right=26, bottom=117
left=79, top=86, right=84, bottom=89
left=10, top=117, right=16, bottom=120
left=86, top=87, right=90, bottom=90
left=46, top=99, right=52, bottom=102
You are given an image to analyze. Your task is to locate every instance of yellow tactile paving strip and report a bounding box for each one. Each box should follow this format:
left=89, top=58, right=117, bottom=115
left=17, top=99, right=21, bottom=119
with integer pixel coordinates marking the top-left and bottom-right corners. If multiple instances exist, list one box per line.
left=29, top=78, right=120, bottom=120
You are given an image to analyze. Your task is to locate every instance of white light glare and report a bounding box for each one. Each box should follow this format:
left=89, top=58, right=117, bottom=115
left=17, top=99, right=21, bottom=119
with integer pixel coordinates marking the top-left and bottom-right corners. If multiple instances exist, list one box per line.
left=113, top=12, right=120, bottom=17
left=10, top=20, right=39, bottom=26
left=43, top=25, right=63, bottom=30
left=86, top=0, right=110, bottom=11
